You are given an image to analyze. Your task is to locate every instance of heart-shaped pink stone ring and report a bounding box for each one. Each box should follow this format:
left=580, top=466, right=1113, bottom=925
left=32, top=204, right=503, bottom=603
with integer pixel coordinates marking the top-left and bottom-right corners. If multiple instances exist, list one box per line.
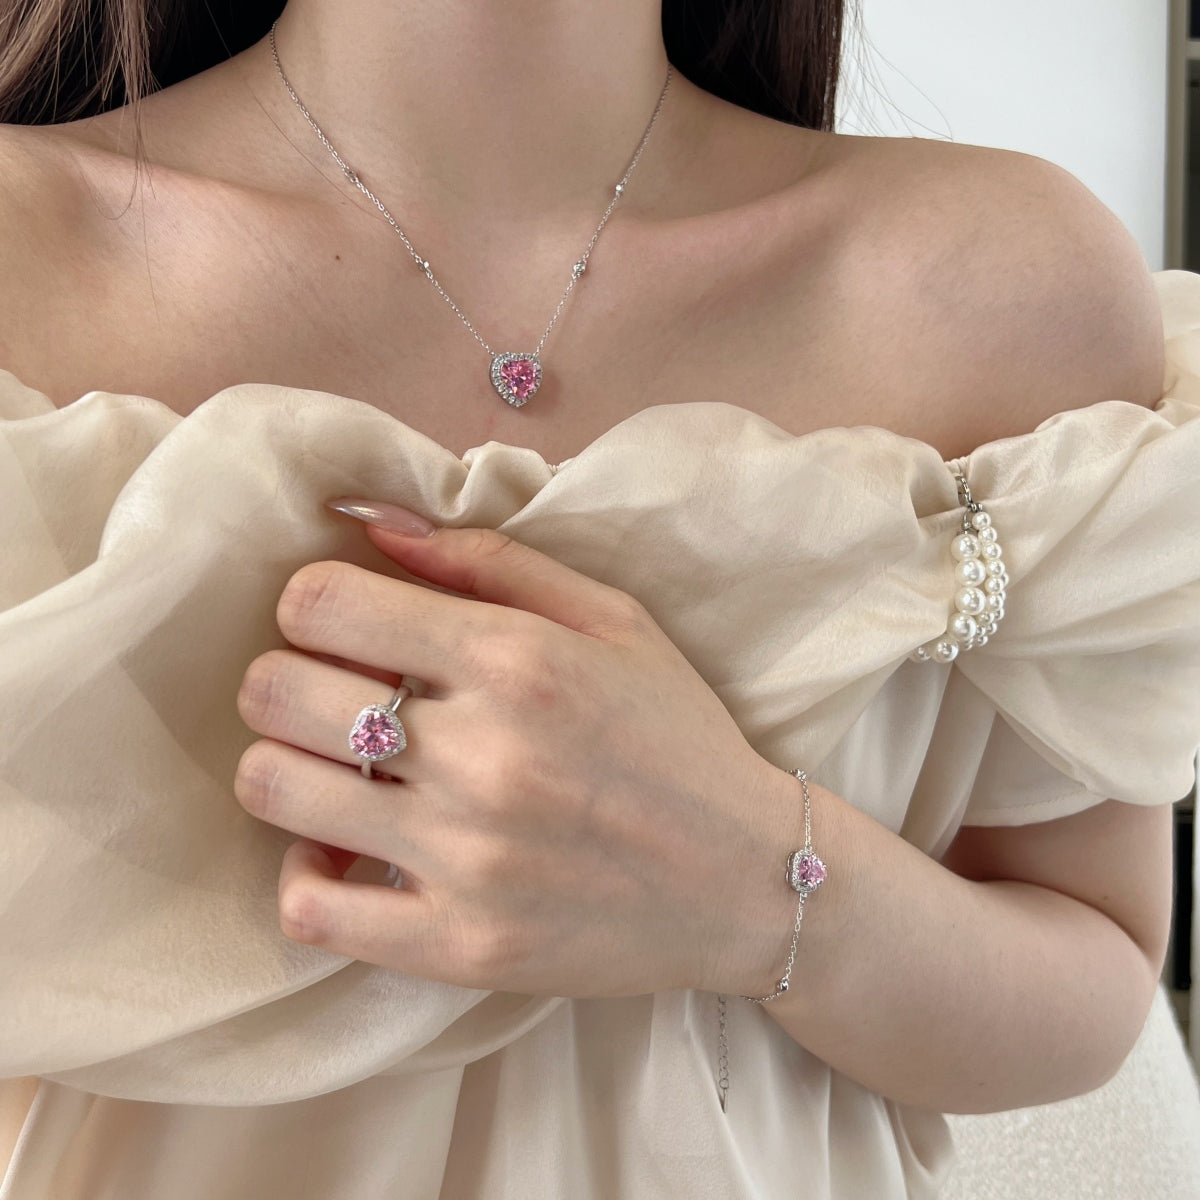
left=349, top=683, right=412, bottom=778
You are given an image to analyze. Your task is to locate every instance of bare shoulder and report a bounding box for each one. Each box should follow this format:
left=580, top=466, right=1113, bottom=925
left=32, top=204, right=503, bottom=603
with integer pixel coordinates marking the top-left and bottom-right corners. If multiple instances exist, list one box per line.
left=807, top=134, right=1165, bottom=451
left=0, top=121, right=138, bottom=401
left=0, top=125, right=58, bottom=388
left=0, top=124, right=91, bottom=378
left=0, top=121, right=100, bottom=254
left=0, top=123, right=67, bottom=270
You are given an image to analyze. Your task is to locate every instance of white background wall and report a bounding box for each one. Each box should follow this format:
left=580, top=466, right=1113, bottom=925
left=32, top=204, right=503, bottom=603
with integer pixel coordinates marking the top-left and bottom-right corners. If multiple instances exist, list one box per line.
left=838, top=0, right=1170, bottom=269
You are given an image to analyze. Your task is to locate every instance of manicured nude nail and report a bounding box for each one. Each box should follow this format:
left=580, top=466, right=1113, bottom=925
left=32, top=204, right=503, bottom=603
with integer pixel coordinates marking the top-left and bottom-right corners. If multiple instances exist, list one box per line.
left=325, top=498, right=438, bottom=537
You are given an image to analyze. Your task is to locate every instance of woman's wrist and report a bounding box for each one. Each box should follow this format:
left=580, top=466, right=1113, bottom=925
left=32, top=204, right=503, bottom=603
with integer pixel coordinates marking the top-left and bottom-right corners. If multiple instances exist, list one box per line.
left=695, top=759, right=836, bottom=1000
left=712, top=767, right=1163, bottom=1112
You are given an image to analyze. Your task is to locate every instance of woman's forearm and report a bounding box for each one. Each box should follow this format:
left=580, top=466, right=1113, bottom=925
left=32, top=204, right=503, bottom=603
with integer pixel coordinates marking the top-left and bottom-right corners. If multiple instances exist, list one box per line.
left=710, top=770, right=1162, bottom=1115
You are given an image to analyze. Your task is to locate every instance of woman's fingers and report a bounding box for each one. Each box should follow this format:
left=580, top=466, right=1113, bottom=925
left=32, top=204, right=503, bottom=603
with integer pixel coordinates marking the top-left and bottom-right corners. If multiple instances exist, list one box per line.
left=237, top=648, right=423, bottom=771
left=278, top=839, right=488, bottom=985
left=356, top=520, right=651, bottom=640
left=276, top=559, right=506, bottom=688
left=234, top=650, right=494, bottom=885
left=235, top=739, right=430, bottom=872
left=277, top=522, right=657, bottom=701
left=308, top=649, right=402, bottom=688
left=276, top=839, right=416, bottom=958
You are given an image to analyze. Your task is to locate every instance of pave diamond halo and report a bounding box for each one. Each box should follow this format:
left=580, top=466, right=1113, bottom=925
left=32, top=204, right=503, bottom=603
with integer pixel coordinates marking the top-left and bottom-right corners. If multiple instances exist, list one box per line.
left=490, top=353, right=543, bottom=407
left=787, top=849, right=828, bottom=893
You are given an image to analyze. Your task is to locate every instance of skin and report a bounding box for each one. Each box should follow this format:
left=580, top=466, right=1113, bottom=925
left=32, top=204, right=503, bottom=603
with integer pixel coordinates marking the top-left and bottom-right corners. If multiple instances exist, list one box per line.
left=0, top=0, right=1174, bottom=1116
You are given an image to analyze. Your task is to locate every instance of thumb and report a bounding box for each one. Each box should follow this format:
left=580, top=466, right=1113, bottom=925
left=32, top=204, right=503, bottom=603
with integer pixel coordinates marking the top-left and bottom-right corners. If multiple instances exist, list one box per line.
left=326, top=498, right=644, bottom=637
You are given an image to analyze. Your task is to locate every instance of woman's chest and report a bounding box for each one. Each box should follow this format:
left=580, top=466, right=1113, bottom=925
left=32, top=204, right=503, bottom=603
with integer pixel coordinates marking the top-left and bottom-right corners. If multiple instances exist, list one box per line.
left=23, top=146, right=983, bottom=464
left=46, top=242, right=840, bottom=455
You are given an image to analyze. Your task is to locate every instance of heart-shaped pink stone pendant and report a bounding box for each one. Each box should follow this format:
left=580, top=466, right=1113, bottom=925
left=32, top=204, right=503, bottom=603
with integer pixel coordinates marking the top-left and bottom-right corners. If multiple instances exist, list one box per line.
left=490, top=352, right=543, bottom=407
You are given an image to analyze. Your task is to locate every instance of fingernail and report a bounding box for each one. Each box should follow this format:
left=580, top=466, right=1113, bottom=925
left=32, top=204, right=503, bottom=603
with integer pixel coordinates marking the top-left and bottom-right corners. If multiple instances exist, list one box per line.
left=325, top=498, right=438, bottom=537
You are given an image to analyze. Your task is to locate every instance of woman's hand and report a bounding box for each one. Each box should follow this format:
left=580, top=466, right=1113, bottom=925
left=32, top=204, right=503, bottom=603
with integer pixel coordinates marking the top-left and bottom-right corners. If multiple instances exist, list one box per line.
left=233, top=503, right=795, bottom=999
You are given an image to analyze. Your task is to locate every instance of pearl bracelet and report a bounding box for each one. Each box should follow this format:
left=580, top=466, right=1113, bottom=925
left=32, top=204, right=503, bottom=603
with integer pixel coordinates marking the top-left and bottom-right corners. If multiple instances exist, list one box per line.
left=910, top=470, right=1009, bottom=664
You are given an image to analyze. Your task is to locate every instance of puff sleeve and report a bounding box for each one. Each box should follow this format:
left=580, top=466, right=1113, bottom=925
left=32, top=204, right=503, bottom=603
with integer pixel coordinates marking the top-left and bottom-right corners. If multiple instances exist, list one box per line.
left=951, top=269, right=1200, bottom=821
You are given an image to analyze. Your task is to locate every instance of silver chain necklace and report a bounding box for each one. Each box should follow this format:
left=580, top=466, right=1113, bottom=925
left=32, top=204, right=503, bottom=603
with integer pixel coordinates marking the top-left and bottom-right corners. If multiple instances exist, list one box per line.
left=268, top=20, right=672, bottom=408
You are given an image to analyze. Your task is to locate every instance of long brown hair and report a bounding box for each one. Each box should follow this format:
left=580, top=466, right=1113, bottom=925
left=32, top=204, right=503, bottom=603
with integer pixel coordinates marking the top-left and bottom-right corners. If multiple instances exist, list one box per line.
left=0, top=0, right=850, bottom=138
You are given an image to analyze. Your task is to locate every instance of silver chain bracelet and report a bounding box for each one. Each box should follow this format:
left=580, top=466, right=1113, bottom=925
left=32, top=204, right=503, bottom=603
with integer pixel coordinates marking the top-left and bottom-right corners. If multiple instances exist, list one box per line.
left=716, top=767, right=827, bottom=1111
left=743, top=769, right=826, bottom=1002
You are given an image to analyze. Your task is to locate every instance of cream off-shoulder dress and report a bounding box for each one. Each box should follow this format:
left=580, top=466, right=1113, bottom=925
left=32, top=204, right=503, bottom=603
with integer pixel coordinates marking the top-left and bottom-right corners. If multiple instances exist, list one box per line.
left=1, top=270, right=1199, bottom=1200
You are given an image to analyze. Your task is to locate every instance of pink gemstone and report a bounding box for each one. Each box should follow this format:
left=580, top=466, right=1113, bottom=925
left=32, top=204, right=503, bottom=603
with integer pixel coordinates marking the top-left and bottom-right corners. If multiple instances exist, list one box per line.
left=499, top=357, right=539, bottom=399
left=349, top=708, right=403, bottom=760
left=789, top=850, right=827, bottom=893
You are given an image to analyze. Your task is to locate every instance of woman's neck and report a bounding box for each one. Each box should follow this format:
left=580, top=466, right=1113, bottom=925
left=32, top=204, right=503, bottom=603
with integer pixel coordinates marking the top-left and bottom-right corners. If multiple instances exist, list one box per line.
left=265, top=0, right=688, bottom=226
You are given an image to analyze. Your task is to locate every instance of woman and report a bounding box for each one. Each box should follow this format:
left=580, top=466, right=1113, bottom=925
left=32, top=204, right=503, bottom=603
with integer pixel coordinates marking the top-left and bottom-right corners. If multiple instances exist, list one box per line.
left=0, top=1, right=1197, bottom=1196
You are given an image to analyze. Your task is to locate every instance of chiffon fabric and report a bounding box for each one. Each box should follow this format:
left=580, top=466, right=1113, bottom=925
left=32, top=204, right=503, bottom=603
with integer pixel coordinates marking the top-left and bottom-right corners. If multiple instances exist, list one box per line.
left=2, top=270, right=1199, bottom=1199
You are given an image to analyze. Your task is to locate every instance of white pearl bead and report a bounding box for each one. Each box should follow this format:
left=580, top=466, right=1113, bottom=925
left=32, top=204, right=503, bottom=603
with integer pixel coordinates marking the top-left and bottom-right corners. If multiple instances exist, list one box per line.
left=955, top=587, right=987, bottom=616
left=915, top=499, right=1009, bottom=666
left=951, top=533, right=981, bottom=561
left=950, top=613, right=979, bottom=641
left=933, top=640, right=959, bottom=663
left=955, top=558, right=987, bottom=586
